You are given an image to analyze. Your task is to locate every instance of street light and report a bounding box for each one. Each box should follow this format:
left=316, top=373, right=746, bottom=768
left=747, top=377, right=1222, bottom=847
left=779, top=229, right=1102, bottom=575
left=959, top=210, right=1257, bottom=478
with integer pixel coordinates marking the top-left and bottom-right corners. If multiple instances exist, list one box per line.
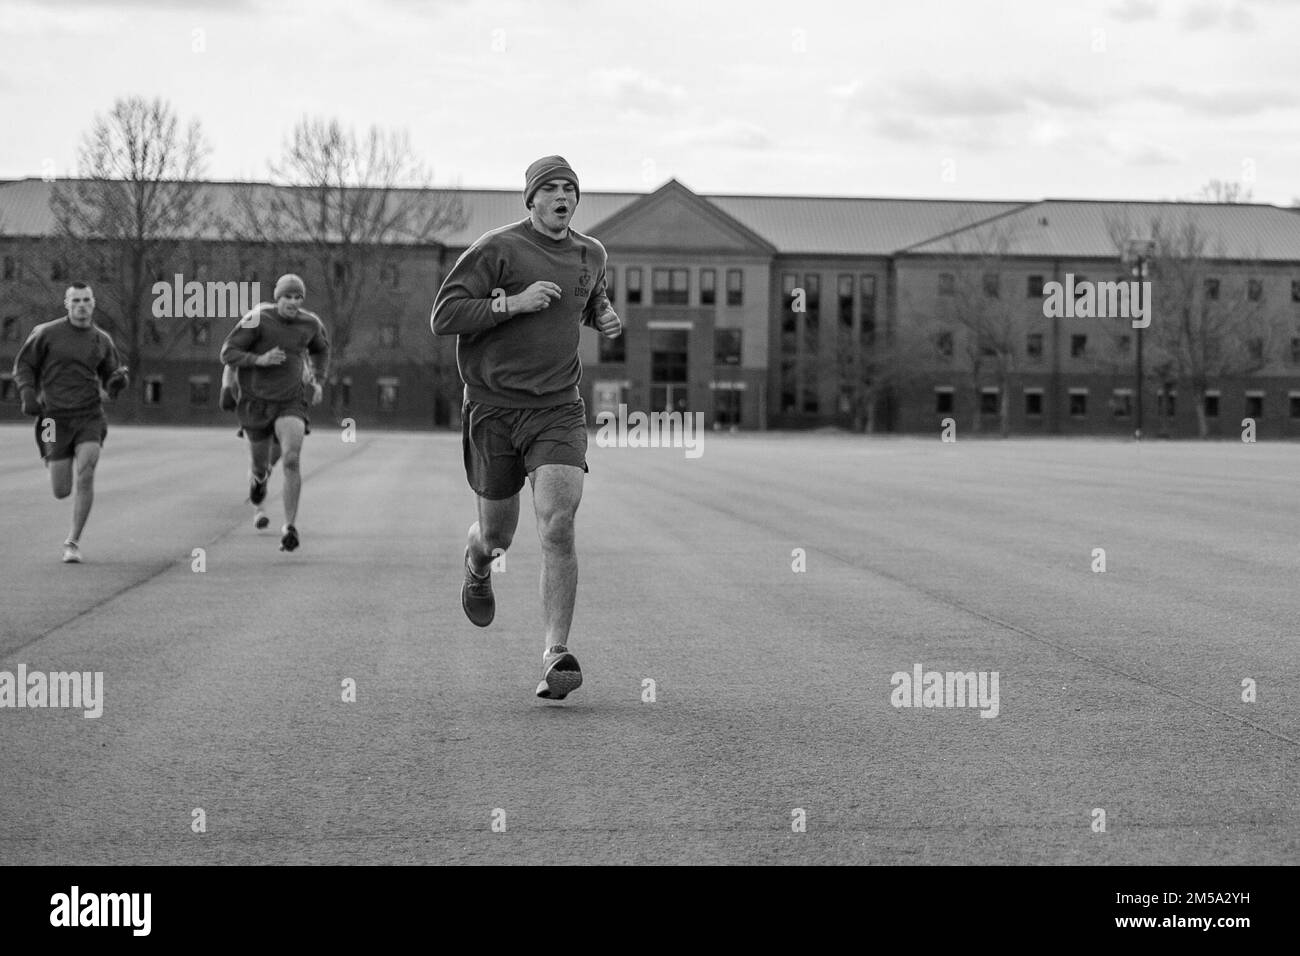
left=1123, top=239, right=1156, bottom=441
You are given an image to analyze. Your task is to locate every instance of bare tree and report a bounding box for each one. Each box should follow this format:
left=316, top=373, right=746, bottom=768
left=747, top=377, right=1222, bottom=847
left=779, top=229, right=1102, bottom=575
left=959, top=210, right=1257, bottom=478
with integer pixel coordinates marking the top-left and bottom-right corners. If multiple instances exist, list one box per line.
left=227, top=118, right=465, bottom=418
left=931, top=228, right=1017, bottom=436
left=1194, top=179, right=1253, bottom=203
left=44, top=96, right=212, bottom=416
left=1105, top=209, right=1277, bottom=437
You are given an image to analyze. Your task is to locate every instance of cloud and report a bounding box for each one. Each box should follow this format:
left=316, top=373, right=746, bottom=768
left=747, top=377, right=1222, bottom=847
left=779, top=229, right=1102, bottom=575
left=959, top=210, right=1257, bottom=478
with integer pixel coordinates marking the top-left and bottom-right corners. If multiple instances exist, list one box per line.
left=1181, top=1, right=1256, bottom=31
left=667, top=121, right=772, bottom=150
left=589, top=68, right=686, bottom=116
left=1110, top=0, right=1160, bottom=22
left=1142, top=84, right=1298, bottom=115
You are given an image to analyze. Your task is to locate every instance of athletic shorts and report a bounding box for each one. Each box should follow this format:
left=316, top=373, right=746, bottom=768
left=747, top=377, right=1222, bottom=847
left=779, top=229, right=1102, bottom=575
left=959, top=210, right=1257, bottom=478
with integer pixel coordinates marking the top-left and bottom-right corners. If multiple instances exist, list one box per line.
left=33, top=410, right=107, bottom=462
left=237, top=395, right=311, bottom=442
left=462, top=399, right=588, bottom=500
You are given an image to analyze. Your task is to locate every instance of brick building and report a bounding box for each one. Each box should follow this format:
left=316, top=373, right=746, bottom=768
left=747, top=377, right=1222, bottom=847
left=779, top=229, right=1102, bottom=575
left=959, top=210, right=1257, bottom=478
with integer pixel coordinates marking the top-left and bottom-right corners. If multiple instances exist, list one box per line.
left=4, top=177, right=1300, bottom=436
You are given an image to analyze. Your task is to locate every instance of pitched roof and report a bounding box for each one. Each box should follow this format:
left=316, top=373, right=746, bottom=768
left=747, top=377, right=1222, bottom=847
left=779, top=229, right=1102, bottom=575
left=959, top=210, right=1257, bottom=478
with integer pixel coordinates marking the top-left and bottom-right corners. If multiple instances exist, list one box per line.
left=901, top=199, right=1300, bottom=261
left=4, top=179, right=1300, bottom=260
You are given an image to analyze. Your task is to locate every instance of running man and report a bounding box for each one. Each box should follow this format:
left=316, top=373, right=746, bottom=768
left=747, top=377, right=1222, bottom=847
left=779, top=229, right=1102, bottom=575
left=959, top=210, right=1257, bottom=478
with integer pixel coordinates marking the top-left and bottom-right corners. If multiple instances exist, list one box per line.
left=218, top=274, right=329, bottom=552
left=219, top=352, right=318, bottom=531
left=12, top=282, right=128, bottom=563
left=431, top=155, right=622, bottom=700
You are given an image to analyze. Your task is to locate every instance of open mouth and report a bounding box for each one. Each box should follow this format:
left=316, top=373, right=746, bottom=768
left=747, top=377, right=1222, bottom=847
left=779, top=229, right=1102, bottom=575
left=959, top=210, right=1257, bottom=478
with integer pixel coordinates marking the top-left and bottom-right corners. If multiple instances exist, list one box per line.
left=554, top=206, right=569, bottom=216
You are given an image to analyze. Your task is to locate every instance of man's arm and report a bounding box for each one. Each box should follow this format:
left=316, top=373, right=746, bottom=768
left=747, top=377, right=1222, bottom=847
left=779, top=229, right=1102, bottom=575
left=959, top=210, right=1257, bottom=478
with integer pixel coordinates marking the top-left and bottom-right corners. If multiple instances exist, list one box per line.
left=582, top=267, right=622, bottom=339
left=220, top=311, right=263, bottom=366
left=13, top=327, right=44, bottom=414
left=307, top=319, right=330, bottom=383
left=97, top=332, right=129, bottom=399
left=431, top=241, right=515, bottom=336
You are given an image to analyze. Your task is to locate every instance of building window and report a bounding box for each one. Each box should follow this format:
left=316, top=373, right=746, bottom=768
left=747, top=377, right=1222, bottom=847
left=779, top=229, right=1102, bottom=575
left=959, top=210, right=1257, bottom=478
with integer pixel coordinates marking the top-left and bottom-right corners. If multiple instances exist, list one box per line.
left=859, top=275, right=876, bottom=342
left=1290, top=394, right=1300, bottom=420
left=191, top=320, right=210, bottom=346
left=1247, top=337, right=1264, bottom=363
left=935, top=387, right=954, bottom=415
left=782, top=272, right=799, bottom=311
left=379, top=323, right=400, bottom=348
left=1026, top=332, right=1043, bottom=361
left=606, top=267, right=616, bottom=303
left=803, top=275, right=820, bottom=355
left=978, top=338, right=997, bottom=358
left=935, top=331, right=953, bottom=358
left=726, top=269, right=743, bottom=306
left=1024, top=389, right=1043, bottom=417
left=1116, top=334, right=1131, bottom=354
left=1292, top=280, right=1300, bottom=303
left=1204, top=277, right=1220, bottom=301
left=712, top=385, right=742, bottom=427
left=714, top=328, right=742, bottom=366
left=1248, top=279, right=1263, bottom=302
left=1204, top=391, right=1220, bottom=418
left=51, top=260, right=67, bottom=282
left=333, top=261, right=352, bottom=288
left=837, top=275, right=854, bottom=329
left=143, top=376, right=163, bottom=405
left=1070, top=334, right=1087, bottom=358
left=699, top=268, right=714, bottom=305
left=801, top=367, right=818, bottom=414
left=189, top=376, right=211, bottom=406
left=626, top=267, right=642, bottom=305
left=780, top=360, right=797, bottom=413
left=938, top=273, right=955, bottom=296
left=598, top=328, right=625, bottom=363
left=1245, top=393, right=1264, bottom=419
left=0, top=374, right=15, bottom=401
left=1027, top=275, right=1044, bottom=297
left=2, top=256, right=16, bottom=281
left=377, top=377, right=399, bottom=411
left=983, top=273, right=999, bottom=298
left=1111, top=389, right=1133, bottom=418
left=803, top=273, right=821, bottom=315
left=1069, top=390, right=1088, bottom=418
left=1156, top=389, right=1176, bottom=418
left=980, top=388, right=999, bottom=415
left=1290, top=337, right=1300, bottom=365
left=380, top=263, right=400, bottom=289
left=652, top=267, right=689, bottom=306
left=2, top=316, right=19, bottom=342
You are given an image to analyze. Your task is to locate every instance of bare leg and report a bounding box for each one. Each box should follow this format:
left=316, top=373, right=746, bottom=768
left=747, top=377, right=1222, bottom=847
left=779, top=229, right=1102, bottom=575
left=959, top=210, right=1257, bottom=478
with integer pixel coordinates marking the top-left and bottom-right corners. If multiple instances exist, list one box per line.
left=529, top=464, right=584, bottom=649
left=273, top=416, right=307, bottom=526
left=67, top=442, right=101, bottom=543
left=468, top=493, right=520, bottom=575
left=49, top=457, right=74, bottom=500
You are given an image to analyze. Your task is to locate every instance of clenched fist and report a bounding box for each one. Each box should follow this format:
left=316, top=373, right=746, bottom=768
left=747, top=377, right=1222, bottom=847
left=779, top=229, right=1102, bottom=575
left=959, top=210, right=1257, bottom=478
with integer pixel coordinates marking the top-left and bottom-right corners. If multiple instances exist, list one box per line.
left=507, top=281, right=563, bottom=315
left=594, top=307, right=622, bottom=339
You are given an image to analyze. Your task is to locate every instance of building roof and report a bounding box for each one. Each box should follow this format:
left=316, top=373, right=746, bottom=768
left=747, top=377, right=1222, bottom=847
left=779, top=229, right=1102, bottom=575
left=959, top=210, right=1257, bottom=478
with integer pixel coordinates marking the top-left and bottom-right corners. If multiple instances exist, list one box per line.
left=3, top=178, right=1300, bottom=260
left=901, top=199, right=1300, bottom=261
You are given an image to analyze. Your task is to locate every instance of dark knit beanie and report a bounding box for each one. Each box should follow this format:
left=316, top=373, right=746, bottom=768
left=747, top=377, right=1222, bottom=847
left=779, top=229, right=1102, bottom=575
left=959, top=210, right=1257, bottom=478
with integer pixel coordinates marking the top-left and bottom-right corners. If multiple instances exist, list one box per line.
left=524, top=156, right=580, bottom=208
left=274, top=274, right=305, bottom=299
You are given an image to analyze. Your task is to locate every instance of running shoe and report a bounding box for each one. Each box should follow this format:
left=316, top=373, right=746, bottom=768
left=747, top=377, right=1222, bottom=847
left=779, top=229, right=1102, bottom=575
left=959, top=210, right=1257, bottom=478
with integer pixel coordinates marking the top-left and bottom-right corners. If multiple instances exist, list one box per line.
left=280, top=524, right=299, bottom=552
left=461, top=548, right=495, bottom=627
left=253, top=509, right=269, bottom=530
left=61, top=540, right=82, bottom=564
left=249, top=468, right=270, bottom=506
left=535, top=644, right=582, bottom=700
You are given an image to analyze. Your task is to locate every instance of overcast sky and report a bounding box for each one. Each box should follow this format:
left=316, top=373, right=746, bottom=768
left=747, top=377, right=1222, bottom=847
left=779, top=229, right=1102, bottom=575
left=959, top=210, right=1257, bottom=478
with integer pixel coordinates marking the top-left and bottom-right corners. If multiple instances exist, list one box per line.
left=2, top=0, right=1297, bottom=203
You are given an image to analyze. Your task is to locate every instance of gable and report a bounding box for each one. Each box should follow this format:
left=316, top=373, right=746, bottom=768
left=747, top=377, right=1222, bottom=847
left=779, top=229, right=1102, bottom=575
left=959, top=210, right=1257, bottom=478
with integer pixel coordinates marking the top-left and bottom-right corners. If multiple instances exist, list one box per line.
left=590, top=180, right=775, bottom=255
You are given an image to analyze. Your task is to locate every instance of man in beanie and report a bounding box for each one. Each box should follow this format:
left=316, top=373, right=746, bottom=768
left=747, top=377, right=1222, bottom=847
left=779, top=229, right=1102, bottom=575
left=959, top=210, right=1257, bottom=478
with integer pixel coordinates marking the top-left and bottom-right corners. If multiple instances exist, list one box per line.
left=219, top=273, right=330, bottom=552
left=12, top=282, right=128, bottom=563
left=432, top=155, right=622, bottom=701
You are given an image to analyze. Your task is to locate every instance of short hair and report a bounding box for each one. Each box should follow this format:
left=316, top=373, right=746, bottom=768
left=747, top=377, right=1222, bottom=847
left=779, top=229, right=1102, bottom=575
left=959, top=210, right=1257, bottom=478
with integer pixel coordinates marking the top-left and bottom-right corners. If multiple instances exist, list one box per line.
left=65, top=282, right=94, bottom=300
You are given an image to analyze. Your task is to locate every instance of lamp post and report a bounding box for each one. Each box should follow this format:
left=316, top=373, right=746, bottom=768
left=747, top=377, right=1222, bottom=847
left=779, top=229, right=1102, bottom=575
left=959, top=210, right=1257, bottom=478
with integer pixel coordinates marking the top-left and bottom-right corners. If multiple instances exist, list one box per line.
left=1124, top=239, right=1155, bottom=442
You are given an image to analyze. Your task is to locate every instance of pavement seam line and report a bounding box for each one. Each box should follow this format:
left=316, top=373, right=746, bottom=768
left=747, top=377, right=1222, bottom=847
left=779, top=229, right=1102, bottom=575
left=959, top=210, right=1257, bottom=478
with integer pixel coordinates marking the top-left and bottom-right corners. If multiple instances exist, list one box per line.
left=1, top=436, right=375, bottom=662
